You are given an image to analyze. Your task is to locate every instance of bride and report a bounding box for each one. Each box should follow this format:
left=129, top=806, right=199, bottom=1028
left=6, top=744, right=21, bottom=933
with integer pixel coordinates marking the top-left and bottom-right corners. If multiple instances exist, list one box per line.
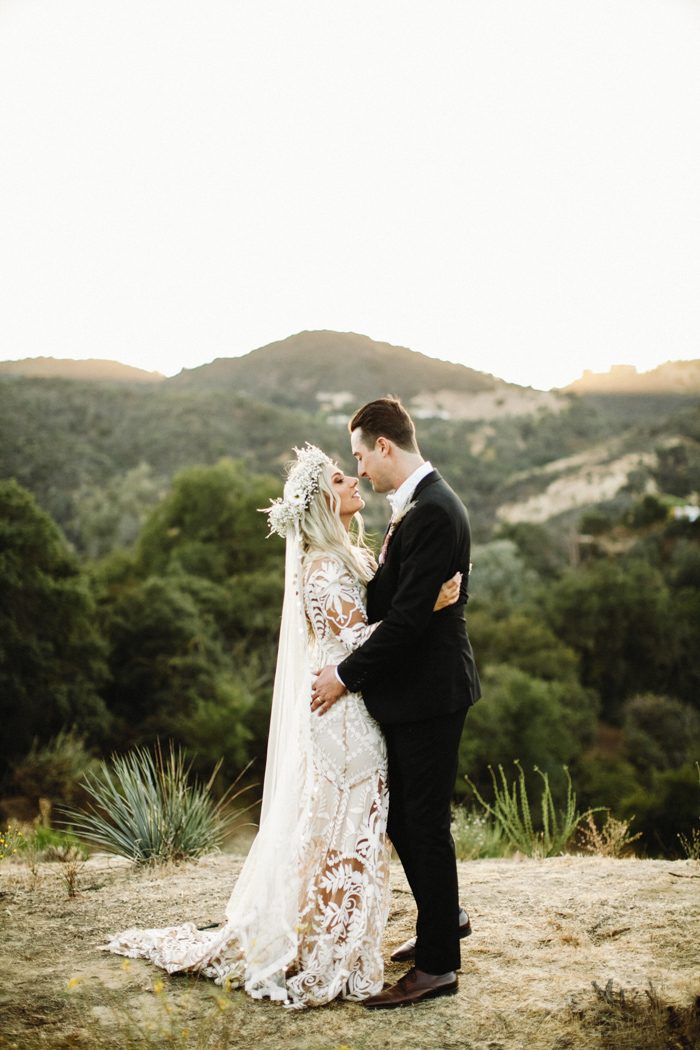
left=101, top=444, right=458, bottom=1008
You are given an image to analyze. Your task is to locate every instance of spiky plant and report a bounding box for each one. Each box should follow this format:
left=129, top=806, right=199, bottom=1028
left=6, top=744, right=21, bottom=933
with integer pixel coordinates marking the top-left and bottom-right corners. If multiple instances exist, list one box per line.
left=63, top=741, right=251, bottom=864
left=465, top=761, right=601, bottom=858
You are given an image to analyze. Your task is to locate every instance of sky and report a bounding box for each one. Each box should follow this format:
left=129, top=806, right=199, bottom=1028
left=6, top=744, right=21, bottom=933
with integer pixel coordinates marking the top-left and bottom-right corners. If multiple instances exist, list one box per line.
left=1, top=1, right=699, bottom=391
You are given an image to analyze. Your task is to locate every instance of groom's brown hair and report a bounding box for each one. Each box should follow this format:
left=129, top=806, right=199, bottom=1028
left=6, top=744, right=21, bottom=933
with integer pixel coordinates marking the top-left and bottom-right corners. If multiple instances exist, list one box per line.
left=349, top=396, right=419, bottom=453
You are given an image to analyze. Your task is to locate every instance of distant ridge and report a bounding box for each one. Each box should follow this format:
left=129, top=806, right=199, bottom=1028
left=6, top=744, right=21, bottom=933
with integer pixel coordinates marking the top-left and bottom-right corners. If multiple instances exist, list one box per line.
left=564, top=359, right=700, bottom=394
left=170, top=330, right=563, bottom=420
left=0, top=357, right=165, bottom=383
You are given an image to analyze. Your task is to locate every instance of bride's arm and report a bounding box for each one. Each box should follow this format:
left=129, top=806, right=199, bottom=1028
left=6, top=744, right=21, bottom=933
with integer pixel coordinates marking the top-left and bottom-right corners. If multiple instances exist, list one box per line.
left=304, top=557, right=378, bottom=654
left=304, top=559, right=461, bottom=654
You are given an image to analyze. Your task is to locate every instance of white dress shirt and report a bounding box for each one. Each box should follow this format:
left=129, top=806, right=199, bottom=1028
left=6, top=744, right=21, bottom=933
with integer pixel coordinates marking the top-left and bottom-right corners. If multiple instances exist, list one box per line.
left=386, top=460, right=433, bottom=519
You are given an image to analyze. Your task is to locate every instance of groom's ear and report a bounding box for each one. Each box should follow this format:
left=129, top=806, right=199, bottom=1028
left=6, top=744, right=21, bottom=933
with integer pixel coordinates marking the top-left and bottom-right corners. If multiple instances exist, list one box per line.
left=375, top=436, right=392, bottom=457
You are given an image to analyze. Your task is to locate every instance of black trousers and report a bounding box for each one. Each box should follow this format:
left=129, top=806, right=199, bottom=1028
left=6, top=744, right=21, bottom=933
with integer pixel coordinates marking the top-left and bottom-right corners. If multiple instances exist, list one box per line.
left=383, top=706, right=468, bottom=975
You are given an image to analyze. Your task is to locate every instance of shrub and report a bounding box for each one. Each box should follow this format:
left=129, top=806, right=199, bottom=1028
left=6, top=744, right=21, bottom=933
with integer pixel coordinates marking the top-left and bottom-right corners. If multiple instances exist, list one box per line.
left=12, top=728, right=100, bottom=807
left=465, top=762, right=600, bottom=858
left=451, top=806, right=512, bottom=860
left=621, top=762, right=700, bottom=857
left=579, top=509, right=615, bottom=536
left=577, top=812, right=641, bottom=858
left=18, top=825, right=89, bottom=862
left=0, top=824, right=24, bottom=861
left=63, top=741, right=249, bottom=864
left=625, top=494, right=668, bottom=528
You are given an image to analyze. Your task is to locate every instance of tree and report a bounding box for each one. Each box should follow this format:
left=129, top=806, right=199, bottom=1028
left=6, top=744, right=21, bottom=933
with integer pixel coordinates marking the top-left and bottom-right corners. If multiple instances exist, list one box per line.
left=92, top=460, right=285, bottom=773
left=135, top=458, right=282, bottom=580
left=623, top=694, right=700, bottom=775
left=467, top=609, right=580, bottom=683
left=621, top=763, right=700, bottom=856
left=495, top=521, right=569, bottom=579
left=99, top=573, right=229, bottom=742
left=457, top=665, right=599, bottom=801
left=68, top=462, right=166, bottom=558
left=0, top=480, right=109, bottom=777
left=625, top=494, right=668, bottom=529
left=542, top=559, right=673, bottom=722
left=469, top=540, right=540, bottom=613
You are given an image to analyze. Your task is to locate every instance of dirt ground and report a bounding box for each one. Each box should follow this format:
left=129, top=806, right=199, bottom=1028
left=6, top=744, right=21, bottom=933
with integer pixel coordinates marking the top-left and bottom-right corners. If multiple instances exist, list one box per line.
left=0, top=851, right=698, bottom=1050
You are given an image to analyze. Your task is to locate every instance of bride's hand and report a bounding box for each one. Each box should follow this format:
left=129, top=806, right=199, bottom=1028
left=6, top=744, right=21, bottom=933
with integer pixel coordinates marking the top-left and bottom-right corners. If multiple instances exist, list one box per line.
left=434, top=571, right=462, bottom=611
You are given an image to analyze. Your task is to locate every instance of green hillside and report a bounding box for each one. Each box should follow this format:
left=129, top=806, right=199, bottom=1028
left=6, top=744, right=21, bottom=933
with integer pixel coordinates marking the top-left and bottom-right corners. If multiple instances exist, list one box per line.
left=2, top=337, right=699, bottom=858
left=170, top=330, right=502, bottom=410
left=1, top=337, right=699, bottom=554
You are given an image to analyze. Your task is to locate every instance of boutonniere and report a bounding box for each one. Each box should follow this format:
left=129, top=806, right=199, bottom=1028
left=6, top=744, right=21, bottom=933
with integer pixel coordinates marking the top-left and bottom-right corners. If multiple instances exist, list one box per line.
left=379, top=500, right=416, bottom=565
left=390, top=499, right=416, bottom=528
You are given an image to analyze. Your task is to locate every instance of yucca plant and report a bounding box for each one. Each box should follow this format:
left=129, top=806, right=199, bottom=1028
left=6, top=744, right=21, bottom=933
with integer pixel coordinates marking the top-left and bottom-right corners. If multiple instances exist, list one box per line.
left=62, top=741, right=251, bottom=864
left=465, top=761, right=601, bottom=858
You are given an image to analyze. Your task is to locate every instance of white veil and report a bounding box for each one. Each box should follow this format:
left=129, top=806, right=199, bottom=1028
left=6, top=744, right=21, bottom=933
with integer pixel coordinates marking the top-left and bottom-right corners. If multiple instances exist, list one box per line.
left=222, top=524, right=313, bottom=1000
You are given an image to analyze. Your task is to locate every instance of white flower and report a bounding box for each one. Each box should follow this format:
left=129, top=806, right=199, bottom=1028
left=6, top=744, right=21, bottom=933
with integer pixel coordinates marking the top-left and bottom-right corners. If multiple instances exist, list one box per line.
left=286, top=488, right=305, bottom=507
left=261, top=443, right=333, bottom=538
left=390, top=499, right=416, bottom=527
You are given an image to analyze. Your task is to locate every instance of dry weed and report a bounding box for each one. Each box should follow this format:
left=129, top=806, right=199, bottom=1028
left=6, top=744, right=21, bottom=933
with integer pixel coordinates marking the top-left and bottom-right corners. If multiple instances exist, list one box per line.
left=577, top=811, right=641, bottom=858
left=60, top=858, right=85, bottom=898
left=567, top=979, right=700, bottom=1050
left=679, top=827, right=700, bottom=861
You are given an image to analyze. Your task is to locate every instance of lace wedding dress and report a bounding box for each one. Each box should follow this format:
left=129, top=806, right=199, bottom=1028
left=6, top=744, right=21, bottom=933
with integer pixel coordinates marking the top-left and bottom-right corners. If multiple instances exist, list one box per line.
left=101, top=551, right=390, bottom=1009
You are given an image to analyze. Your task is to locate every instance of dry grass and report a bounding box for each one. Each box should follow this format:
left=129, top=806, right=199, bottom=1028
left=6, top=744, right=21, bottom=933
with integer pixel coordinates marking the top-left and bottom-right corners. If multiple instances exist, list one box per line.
left=0, top=852, right=698, bottom=1050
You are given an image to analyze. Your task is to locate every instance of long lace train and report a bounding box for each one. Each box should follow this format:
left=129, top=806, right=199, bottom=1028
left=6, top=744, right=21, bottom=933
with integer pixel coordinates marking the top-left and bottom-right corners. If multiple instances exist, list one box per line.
left=101, top=552, right=390, bottom=1009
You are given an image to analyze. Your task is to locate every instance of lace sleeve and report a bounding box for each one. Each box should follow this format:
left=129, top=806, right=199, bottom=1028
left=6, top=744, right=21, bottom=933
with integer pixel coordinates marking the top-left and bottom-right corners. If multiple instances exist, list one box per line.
left=303, top=556, right=379, bottom=654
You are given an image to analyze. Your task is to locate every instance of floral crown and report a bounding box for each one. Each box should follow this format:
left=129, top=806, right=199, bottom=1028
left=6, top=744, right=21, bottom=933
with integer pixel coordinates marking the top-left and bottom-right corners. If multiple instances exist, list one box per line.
left=262, top=443, right=333, bottom=538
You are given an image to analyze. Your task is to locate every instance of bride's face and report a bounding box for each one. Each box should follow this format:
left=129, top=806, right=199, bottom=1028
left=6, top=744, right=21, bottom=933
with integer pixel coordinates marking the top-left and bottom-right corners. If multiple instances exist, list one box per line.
left=329, top=466, right=365, bottom=523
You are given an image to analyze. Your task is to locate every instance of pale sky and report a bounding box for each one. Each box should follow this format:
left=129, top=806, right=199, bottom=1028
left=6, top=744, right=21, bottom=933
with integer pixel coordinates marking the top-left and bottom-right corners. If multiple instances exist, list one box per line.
left=1, top=0, right=699, bottom=391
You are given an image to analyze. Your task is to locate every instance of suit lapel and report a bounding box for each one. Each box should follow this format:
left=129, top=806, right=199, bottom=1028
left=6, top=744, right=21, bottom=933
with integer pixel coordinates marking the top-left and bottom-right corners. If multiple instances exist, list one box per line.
left=412, top=469, right=441, bottom=500
left=376, top=470, right=442, bottom=568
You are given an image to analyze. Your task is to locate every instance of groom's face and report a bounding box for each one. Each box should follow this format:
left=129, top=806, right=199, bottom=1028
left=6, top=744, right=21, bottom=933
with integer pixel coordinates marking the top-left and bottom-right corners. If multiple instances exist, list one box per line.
left=351, top=428, right=393, bottom=493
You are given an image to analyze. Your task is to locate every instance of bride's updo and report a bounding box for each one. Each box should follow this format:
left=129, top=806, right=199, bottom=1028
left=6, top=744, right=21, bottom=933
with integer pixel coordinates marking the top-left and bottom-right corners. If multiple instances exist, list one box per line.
left=300, top=463, right=375, bottom=586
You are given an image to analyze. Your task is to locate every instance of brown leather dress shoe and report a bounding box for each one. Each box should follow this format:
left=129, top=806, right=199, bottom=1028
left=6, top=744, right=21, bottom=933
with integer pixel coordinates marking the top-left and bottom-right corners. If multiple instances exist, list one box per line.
left=390, top=908, right=472, bottom=963
left=362, top=967, right=458, bottom=1009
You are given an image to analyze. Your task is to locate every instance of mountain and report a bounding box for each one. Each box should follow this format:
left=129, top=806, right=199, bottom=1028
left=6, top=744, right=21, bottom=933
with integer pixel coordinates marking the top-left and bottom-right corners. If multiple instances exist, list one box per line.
left=1, top=333, right=699, bottom=552
left=170, top=331, right=564, bottom=421
left=0, top=357, right=165, bottom=383
left=565, top=360, right=700, bottom=394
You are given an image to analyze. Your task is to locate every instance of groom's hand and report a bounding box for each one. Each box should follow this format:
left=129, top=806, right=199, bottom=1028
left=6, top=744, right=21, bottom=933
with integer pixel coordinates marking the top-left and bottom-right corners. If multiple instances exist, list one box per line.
left=311, top=666, right=346, bottom=715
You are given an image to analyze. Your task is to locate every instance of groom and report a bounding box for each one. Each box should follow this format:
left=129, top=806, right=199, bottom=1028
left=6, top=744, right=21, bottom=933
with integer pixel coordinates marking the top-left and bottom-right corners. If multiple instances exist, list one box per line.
left=311, top=396, right=481, bottom=1008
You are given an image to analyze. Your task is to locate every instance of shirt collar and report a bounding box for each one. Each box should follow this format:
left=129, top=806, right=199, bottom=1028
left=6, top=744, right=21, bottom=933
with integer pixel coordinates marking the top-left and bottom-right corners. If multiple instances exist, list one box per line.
left=386, top=461, right=433, bottom=517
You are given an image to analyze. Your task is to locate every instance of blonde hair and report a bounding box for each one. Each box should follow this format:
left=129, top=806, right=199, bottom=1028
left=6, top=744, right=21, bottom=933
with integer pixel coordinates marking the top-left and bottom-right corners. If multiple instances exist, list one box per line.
left=300, top=463, right=375, bottom=585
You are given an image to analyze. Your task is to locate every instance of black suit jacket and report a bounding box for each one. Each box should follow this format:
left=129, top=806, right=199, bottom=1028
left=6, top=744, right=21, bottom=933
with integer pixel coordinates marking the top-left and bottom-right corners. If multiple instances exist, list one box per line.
left=338, top=470, right=481, bottom=725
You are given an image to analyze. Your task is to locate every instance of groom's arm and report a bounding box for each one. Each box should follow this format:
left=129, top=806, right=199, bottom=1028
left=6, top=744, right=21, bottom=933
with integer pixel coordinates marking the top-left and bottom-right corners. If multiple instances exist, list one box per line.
left=336, top=501, right=457, bottom=692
